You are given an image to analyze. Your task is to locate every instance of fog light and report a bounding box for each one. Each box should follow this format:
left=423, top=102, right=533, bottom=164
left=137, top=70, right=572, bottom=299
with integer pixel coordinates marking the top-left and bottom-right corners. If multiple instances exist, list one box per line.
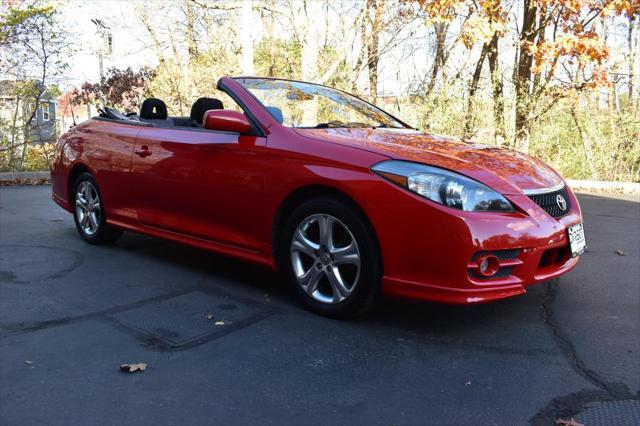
left=477, top=255, right=500, bottom=277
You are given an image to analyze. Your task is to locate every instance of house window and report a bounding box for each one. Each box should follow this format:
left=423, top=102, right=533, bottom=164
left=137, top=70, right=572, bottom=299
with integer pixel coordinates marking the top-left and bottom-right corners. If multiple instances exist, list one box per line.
left=41, top=102, right=50, bottom=121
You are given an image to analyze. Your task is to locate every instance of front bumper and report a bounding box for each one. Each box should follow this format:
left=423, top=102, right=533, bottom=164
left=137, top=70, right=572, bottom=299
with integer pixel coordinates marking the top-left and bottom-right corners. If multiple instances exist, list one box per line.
left=363, top=183, right=583, bottom=304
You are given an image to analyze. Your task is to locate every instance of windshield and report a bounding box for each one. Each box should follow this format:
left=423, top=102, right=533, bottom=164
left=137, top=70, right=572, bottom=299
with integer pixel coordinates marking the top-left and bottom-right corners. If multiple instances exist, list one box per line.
left=235, top=78, right=406, bottom=129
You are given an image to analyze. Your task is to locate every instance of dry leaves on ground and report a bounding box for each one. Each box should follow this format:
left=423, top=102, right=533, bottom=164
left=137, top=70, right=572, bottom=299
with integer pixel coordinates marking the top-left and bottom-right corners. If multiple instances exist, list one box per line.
left=555, top=418, right=584, bottom=426
left=119, top=363, right=147, bottom=373
left=615, top=250, right=625, bottom=256
left=0, top=178, right=50, bottom=186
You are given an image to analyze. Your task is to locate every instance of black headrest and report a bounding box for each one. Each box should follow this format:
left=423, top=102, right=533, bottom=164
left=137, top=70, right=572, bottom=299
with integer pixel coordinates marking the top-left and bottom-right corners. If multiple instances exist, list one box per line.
left=140, top=98, right=168, bottom=120
left=190, top=97, right=224, bottom=124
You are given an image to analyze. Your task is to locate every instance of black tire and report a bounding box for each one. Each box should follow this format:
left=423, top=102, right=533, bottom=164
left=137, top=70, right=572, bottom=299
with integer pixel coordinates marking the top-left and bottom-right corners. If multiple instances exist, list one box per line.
left=72, top=172, right=122, bottom=245
left=277, top=196, right=381, bottom=318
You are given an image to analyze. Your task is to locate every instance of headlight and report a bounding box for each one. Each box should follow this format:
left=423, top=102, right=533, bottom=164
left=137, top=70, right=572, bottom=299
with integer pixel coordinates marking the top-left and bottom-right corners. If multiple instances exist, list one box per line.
left=371, top=160, right=514, bottom=212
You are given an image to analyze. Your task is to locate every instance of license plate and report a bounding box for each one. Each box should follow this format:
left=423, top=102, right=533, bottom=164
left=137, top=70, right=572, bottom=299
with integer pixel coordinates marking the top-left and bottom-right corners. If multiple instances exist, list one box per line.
left=568, top=223, right=587, bottom=257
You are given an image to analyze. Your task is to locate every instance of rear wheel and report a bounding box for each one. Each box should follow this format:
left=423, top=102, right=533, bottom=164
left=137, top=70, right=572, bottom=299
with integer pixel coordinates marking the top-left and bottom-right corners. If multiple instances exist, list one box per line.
left=72, top=172, right=122, bottom=245
left=279, top=197, right=381, bottom=318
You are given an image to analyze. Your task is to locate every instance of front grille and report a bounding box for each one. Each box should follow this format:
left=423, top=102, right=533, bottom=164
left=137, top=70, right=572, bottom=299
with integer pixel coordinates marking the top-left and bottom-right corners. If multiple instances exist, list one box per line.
left=471, top=249, right=520, bottom=261
left=469, top=266, right=513, bottom=281
left=538, top=245, right=572, bottom=269
left=527, top=186, right=571, bottom=218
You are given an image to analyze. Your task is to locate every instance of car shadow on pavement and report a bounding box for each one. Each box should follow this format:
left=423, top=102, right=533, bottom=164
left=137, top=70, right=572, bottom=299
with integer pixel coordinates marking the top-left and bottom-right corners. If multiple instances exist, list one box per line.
left=112, top=229, right=549, bottom=351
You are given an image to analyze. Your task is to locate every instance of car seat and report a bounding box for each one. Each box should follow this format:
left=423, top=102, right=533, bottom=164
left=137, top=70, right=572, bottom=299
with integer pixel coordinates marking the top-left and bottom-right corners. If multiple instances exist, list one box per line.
left=190, top=97, right=224, bottom=127
left=140, top=98, right=174, bottom=127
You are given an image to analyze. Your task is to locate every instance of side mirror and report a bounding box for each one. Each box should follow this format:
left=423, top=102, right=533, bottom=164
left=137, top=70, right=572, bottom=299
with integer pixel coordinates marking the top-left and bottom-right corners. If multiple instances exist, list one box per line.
left=203, top=110, right=252, bottom=134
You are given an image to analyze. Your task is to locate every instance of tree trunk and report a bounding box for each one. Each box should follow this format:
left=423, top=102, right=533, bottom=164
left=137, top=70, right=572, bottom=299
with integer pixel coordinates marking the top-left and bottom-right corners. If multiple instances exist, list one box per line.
left=300, top=0, right=322, bottom=124
left=426, top=22, right=447, bottom=97
left=138, top=5, right=166, bottom=64
left=240, top=0, right=254, bottom=75
left=463, top=42, right=489, bottom=138
left=513, top=0, right=538, bottom=152
left=366, top=0, right=384, bottom=102
left=8, top=94, right=21, bottom=170
left=488, top=33, right=505, bottom=145
left=351, top=7, right=368, bottom=94
left=300, top=0, right=320, bottom=81
left=186, top=0, right=198, bottom=61
left=628, top=15, right=637, bottom=104
left=571, top=103, right=598, bottom=180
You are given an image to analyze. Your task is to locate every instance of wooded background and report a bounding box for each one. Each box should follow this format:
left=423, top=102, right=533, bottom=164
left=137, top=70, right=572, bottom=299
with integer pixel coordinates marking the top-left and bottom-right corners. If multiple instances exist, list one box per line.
left=1, top=0, right=639, bottom=182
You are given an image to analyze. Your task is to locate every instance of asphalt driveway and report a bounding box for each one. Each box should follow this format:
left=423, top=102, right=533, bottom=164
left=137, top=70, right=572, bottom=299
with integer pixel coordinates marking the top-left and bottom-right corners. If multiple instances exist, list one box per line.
left=1, top=185, right=638, bottom=425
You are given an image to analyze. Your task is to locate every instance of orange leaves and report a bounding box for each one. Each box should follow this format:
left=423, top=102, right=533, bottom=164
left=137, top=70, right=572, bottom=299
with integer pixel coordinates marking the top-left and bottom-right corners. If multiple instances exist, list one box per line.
left=604, top=0, right=640, bottom=18
left=461, top=15, right=504, bottom=48
left=415, top=0, right=615, bottom=90
left=415, top=0, right=464, bottom=22
left=517, top=0, right=613, bottom=90
left=560, top=35, right=609, bottom=64
left=588, top=67, right=610, bottom=88
left=416, top=0, right=507, bottom=25
left=529, top=34, right=610, bottom=89
left=530, top=35, right=609, bottom=71
left=415, top=0, right=507, bottom=47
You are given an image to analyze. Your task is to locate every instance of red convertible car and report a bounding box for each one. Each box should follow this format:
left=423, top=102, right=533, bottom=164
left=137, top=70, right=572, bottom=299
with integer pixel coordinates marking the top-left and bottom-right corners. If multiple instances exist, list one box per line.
left=51, top=77, right=586, bottom=317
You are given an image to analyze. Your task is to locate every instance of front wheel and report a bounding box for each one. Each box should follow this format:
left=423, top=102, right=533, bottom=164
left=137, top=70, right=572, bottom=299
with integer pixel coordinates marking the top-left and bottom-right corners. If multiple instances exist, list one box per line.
left=279, top=197, right=381, bottom=318
left=72, top=172, right=122, bottom=245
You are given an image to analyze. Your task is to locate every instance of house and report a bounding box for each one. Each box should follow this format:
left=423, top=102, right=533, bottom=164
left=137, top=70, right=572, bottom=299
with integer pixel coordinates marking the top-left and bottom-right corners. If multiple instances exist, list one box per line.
left=0, top=80, right=58, bottom=145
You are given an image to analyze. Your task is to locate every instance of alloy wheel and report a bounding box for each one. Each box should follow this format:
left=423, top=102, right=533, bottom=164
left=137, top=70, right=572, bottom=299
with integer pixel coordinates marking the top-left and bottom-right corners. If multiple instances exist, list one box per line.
left=290, top=214, right=361, bottom=304
left=75, top=181, right=101, bottom=236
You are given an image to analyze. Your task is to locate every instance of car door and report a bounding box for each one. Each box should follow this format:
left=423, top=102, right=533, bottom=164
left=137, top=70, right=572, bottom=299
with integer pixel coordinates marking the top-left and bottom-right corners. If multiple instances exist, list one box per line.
left=130, top=126, right=268, bottom=251
left=79, top=120, right=140, bottom=225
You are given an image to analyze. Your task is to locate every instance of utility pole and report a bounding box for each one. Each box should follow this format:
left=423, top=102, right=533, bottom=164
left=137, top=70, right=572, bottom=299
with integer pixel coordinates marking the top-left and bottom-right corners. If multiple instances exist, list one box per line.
left=91, top=18, right=112, bottom=81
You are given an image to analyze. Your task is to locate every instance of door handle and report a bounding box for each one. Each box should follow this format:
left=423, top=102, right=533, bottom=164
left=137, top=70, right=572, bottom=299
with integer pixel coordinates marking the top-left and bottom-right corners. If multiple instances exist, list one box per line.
left=135, top=146, right=152, bottom=158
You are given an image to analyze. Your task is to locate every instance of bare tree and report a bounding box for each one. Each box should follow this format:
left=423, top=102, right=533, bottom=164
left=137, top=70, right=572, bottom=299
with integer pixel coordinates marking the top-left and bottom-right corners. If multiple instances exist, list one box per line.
left=1, top=3, right=70, bottom=169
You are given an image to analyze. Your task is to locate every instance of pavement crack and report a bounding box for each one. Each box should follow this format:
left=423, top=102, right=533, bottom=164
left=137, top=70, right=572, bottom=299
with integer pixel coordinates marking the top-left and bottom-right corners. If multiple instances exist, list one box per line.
left=0, top=286, right=199, bottom=336
left=533, top=281, right=639, bottom=424
left=539, top=280, right=629, bottom=397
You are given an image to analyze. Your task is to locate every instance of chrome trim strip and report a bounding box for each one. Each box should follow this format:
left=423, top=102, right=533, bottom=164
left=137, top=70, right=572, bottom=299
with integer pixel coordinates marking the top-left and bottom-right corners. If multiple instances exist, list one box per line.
left=522, top=183, right=565, bottom=196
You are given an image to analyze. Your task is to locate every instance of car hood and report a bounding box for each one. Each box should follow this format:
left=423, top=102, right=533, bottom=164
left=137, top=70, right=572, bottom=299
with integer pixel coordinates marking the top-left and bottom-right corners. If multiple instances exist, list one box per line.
left=294, top=128, right=564, bottom=195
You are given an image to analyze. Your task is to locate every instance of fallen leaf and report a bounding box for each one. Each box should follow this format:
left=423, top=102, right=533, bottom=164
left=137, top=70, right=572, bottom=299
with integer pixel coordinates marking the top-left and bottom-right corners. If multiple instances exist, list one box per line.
left=120, top=362, right=147, bottom=373
left=555, top=418, right=584, bottom=426
left=24, top=360, right=34, bottom=365
left=206, top=314, right=215, bottom=320
left=615, top=250, right=625, bottom=256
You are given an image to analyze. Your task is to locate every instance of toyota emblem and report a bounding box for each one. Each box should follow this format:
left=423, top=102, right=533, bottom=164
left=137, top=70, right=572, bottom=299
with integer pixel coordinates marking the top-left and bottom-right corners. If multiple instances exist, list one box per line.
left=556, top=194, right=567, bottom=211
